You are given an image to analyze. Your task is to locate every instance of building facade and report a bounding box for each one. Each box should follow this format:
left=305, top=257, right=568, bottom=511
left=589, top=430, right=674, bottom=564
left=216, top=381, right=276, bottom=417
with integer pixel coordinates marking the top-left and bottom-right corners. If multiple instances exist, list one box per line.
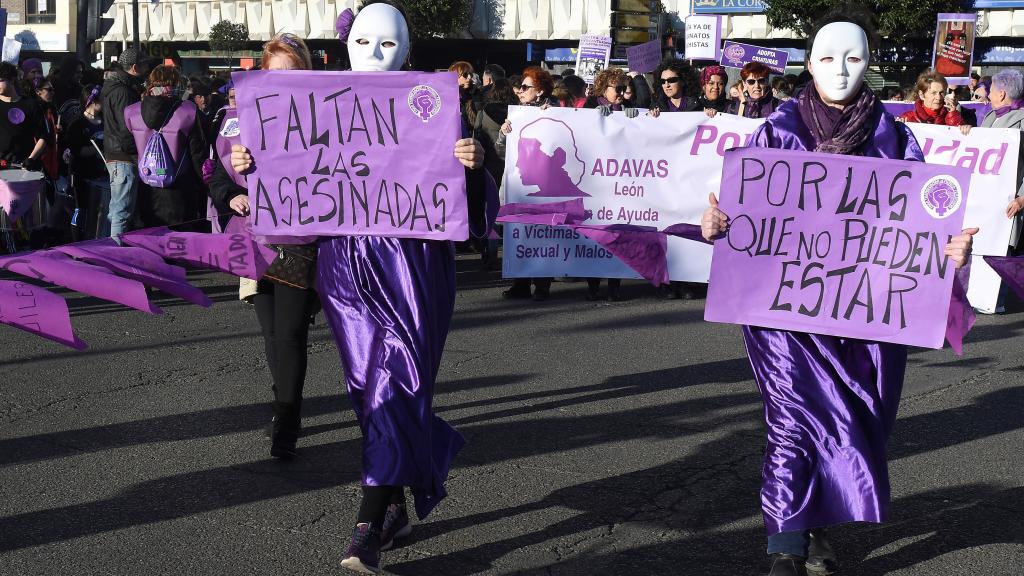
left=4, top=0, right=77, bottom=53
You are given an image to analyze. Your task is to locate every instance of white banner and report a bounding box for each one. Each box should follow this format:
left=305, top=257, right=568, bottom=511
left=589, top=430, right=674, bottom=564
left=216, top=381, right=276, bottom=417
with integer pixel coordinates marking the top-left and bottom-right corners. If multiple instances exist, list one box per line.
left=905, top=123, right=1020, bottom=313
left=502, top=106, right=763, bottom=281
left=502, top=110, right=1020, bottom=312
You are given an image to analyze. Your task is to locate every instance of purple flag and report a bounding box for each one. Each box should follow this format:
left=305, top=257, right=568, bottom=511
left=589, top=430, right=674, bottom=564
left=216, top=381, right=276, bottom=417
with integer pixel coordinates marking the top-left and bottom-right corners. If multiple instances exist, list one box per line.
left=946, top=263, right=975, bottom=355
left=121, top=227, right=276, bottom=280
left=983, top=255, right=1024, bottom=300
left=233, top=70, right=468, bottom=241
left=0, top=251, right=160, bottom=314
left=706, top=147, right=971, bottom=349
left=497, top=198, right=589, bottom=226
left=0, top=280, right=86, bottom=349
left=577, top=226, right=669, bottom=286
left=55, top=240, right=212, bottom=308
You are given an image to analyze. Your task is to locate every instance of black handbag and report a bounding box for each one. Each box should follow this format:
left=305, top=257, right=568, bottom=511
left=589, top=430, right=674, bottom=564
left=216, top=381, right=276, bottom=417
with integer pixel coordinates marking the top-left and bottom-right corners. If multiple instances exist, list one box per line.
left=263, top=243, right=318, bottom=290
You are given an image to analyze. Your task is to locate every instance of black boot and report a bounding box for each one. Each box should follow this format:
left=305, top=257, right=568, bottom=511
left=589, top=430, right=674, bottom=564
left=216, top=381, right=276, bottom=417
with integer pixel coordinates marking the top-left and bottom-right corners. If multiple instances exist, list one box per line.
left=806, top=529, right=838, bottom=574
left=769, top=554, right=808, bottom=576
left=270, top=402, right=300, bottom=460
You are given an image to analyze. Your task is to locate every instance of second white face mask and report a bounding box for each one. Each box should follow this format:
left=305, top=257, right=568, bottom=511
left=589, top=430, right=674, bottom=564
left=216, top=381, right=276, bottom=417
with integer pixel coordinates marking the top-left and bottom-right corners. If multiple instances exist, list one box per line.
left=346, top=4, right=411, bottom=73
left=809, top=22, right=870, bottom=103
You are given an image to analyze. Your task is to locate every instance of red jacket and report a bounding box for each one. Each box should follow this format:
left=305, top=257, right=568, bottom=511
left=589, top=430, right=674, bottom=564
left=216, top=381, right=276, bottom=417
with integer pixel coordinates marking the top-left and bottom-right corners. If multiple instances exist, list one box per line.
left=899, top=100, right=964, bottom=126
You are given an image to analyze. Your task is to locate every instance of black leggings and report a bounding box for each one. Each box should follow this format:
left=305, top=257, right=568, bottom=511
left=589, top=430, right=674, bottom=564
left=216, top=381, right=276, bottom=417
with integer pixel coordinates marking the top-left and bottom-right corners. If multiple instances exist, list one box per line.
left=253, top=280, right=318, bottom=411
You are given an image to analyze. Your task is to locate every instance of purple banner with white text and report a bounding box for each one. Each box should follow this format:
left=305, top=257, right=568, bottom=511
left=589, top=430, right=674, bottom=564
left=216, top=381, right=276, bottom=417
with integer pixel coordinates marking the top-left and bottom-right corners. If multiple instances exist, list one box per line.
left=705, top=147, right=971, bottom=349
left=720, top=41, right=788, bottom=74
left=233, top=70, right=468, bottom=241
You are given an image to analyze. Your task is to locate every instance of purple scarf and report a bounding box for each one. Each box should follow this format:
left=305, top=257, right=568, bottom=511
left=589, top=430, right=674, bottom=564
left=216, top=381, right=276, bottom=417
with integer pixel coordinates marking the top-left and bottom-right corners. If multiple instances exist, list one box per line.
left=797, top=84, right=877, bottom=155
left=994, top=99, right=1024, bottom=118
left=597, top=96, right=623, bottom=111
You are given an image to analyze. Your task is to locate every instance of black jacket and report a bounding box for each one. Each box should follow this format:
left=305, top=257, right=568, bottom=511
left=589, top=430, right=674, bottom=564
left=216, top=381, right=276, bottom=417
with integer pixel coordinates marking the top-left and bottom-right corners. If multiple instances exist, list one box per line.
left=101, top=69, right=144, bottom=162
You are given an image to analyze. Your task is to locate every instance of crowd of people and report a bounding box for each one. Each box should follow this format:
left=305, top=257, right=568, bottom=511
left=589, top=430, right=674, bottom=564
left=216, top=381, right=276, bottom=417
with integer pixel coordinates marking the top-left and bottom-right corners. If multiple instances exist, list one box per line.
left=1, top=2, right=1022, bottom=574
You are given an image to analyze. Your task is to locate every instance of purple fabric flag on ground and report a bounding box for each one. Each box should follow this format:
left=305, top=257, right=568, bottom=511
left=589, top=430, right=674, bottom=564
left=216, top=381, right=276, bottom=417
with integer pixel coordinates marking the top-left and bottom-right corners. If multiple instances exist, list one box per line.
left=0, top=280, right=86, bottom=349
left=706, top=147, right=971, bottom=349
left=0, top=251, right=160, bottom=314
left=233, top=70, right=468, bottom=241
left=983, top=255, right=1024, bottom=299
left=121, top=228, right=276, bottom=280
left=55, top=240, right=212, bottom=308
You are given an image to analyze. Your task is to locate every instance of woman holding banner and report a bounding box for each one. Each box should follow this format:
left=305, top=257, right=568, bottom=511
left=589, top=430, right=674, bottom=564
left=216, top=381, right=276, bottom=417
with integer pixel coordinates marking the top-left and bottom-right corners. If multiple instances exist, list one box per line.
left=725, top=62, right=780, bottom=119
left=230, top=2, right=484, bottom=572
left=695, top=64, right=730, bottom=115
left=700, top=10, right=977, bottom=576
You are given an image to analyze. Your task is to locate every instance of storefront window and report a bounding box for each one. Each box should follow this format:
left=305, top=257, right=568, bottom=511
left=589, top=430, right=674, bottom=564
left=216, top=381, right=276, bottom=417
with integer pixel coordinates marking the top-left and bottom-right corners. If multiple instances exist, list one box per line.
left=27, top=0, right=56, bottom=25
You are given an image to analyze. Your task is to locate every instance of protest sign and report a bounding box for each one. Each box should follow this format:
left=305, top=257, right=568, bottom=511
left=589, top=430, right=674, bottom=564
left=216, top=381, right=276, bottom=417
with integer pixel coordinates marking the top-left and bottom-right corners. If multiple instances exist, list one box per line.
left=0, top=280, right=85, bottom=350
left=684, top=15, right=721, bottom=61
left=575, top=34, right=612, bottom=83
left=502, top=106, right=764, bottom=281
left=627, top=40, right=662, bottom=74
left=933, top=13, right=977, bottom=85
left=705, top=147, right=971, bottom=349
left=2, top=37, right=21, bottom=65
left=903, top=122, right=1020, bottom=313
left=721, top=41, right=788, bottom=74
left=233, top=70, right=468, bottom=241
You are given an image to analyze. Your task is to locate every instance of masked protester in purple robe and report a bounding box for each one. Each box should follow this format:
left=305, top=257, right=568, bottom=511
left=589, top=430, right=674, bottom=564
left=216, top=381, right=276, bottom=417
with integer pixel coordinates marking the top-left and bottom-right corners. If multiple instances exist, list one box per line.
left=230, top=2, right=484, bottom=572
left=726, top=62, right=781, bottom=119
left=700, top=11, right=978, bottom=576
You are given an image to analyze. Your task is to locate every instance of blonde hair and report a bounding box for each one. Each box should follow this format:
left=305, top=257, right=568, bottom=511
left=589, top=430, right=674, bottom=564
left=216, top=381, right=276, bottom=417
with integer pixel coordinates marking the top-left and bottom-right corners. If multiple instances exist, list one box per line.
left=261, top=34, right=313, bottom=71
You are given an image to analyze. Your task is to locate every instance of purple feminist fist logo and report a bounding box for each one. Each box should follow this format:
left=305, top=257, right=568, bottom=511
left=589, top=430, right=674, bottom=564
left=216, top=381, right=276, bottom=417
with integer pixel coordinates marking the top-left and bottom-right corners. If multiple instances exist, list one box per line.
left=407, top=85, right=441, bottom=123
left=920, top=175, right=962, bottom=219
left=724, top=44, right=745, bottom=65
left=515, top=118, right=589, bottom=198
left=7, top=108, right=25, bottom=125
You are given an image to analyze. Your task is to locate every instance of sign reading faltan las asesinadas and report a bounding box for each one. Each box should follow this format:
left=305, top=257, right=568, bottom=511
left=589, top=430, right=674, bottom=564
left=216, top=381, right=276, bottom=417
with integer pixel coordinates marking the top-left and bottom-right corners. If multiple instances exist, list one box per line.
left=705, top=148, right=971, bottom=349
left=233, top=70, right=468, bottom=240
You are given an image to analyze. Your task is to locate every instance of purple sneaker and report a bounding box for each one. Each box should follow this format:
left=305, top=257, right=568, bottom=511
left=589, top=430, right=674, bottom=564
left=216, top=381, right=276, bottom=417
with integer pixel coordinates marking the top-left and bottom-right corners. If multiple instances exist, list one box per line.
left=341, top=523, right=381, bottom=574
left=380, top=503, right=412, bottom=551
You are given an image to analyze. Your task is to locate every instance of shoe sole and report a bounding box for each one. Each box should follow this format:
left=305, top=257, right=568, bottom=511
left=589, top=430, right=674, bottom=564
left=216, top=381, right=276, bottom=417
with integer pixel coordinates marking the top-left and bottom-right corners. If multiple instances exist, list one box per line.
left=380, top=524, right=413, bottom=551
left=806, top=561, right=837, bottom=575
left=341, top=556, right=382, bottom=574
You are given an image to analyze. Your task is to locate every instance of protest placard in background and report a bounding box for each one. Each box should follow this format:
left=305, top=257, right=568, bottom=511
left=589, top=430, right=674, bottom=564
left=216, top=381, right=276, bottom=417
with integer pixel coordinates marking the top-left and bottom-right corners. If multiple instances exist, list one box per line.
left=721, top=41, right=788, bottom=74
left=627, top=40, right=662, bottom=74
left=685, top=15, right=721, bottom=61
left=576, top=34, right=612, bottom=83
left=501, top=106, right=764, bottom=282
left=705, top=148, right=971, bottom=349
left=933, top=13, right=977, bottom=85
left=233, top=70, right=468, bottom=241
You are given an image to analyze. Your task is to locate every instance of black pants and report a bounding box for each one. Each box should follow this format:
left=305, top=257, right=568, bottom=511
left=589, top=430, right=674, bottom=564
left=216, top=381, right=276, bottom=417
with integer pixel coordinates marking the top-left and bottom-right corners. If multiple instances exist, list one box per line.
left=253, top=280, right=318, bottom=413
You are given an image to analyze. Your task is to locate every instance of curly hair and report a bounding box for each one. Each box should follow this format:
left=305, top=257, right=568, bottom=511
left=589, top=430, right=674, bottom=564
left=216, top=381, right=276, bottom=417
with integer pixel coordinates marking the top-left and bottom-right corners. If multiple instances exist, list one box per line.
left=146, top=64, right=181, bottom=88
left=521, top=66, right=555, bottom=98
left=652, top=59, right=699, bottom=100
left=589, top=67, right=628, bottom=99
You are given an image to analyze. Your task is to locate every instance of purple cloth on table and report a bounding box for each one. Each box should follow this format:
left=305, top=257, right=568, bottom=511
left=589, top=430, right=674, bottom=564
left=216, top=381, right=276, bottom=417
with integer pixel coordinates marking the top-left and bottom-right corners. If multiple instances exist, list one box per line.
left=744, top=98, right=928, bottom=535
left=317, top=236, right=465, bottom=521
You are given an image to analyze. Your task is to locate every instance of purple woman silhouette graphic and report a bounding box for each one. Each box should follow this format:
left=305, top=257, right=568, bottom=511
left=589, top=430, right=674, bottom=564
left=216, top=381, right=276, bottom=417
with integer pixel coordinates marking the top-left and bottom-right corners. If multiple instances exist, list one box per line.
left=515, top=118, right=589, bottom=197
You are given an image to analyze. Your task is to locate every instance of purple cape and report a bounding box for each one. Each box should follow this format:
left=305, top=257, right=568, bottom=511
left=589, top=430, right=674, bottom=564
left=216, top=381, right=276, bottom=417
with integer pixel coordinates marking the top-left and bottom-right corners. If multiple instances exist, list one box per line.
left=745, top=99, right=920, bottom=535
left=317, top=236, right=464, bottom=520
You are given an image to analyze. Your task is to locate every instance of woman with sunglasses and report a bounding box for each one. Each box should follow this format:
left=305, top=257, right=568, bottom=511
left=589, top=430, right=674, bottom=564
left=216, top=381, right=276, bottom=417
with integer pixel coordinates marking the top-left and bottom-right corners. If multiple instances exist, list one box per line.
left=726, top=62, right=780, bottom=119
left=649, top=59, right=700, bottom=116
left=500, top=65, right=559, bottom=301
left=449, top=60, right=481, bottom=128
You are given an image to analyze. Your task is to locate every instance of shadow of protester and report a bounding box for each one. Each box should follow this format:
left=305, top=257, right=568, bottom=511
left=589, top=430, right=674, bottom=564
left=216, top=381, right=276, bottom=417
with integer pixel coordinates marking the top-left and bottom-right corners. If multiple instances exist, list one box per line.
left=0, top=437, right=363, bottom=552
left=840, top=484, right=1024, bottom=575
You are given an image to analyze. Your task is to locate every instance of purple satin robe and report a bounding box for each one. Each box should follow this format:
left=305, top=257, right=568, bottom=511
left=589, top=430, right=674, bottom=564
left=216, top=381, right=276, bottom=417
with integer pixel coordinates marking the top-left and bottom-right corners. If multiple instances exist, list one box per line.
left=317, top=236, right=465, bottom=521
left=744, top=99, right=922, bottom=535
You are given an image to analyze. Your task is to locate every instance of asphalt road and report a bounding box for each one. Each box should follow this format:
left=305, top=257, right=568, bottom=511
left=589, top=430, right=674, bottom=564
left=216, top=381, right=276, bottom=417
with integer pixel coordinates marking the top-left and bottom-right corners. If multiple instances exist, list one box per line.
left=1, top=264, right=1023, bottom=575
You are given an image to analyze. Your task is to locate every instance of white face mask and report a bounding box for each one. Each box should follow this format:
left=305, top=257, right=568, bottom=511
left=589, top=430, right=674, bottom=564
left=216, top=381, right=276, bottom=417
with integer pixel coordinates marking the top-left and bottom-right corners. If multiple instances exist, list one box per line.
left=808, top=22, right=870, bottom=104
left=347, top=4, right=410, bottom=72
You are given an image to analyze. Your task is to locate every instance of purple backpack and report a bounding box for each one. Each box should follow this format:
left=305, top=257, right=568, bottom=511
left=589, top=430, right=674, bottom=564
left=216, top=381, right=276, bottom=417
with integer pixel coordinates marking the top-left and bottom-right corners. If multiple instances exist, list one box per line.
left=138, top=106, right=184, bottom=188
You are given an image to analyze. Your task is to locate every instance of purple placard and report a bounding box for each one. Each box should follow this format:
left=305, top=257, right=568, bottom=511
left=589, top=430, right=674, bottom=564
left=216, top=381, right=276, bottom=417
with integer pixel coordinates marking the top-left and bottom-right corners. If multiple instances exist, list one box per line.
left=720, top=41, right=788, bottom=74
left=705, top=148, right=971, bottom=349
left=0, top=9, right=7, bottom=40
left=0, top=280, right=86, bottom=350
left=233, top=70, right=468, bottom=241
left=576, top=34, right=612, bottom=84
left=627, top=40, right=662, bottom=74
left=882, top=100, right=991, bottom=121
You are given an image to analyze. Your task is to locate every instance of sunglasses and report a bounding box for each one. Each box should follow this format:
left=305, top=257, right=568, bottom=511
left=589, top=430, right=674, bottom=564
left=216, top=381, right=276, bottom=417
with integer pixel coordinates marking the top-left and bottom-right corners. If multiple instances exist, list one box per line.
left=460, top=72, right=472, bottom=79
left=660, top=77, right=681, bottom=85
left=972, top=93, right=985, bottom=100
left=745, top=77, right=769, bottom=86
left=521, top=83, right=536, bottom=91
left=613, top=85, right=627, bottom=93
